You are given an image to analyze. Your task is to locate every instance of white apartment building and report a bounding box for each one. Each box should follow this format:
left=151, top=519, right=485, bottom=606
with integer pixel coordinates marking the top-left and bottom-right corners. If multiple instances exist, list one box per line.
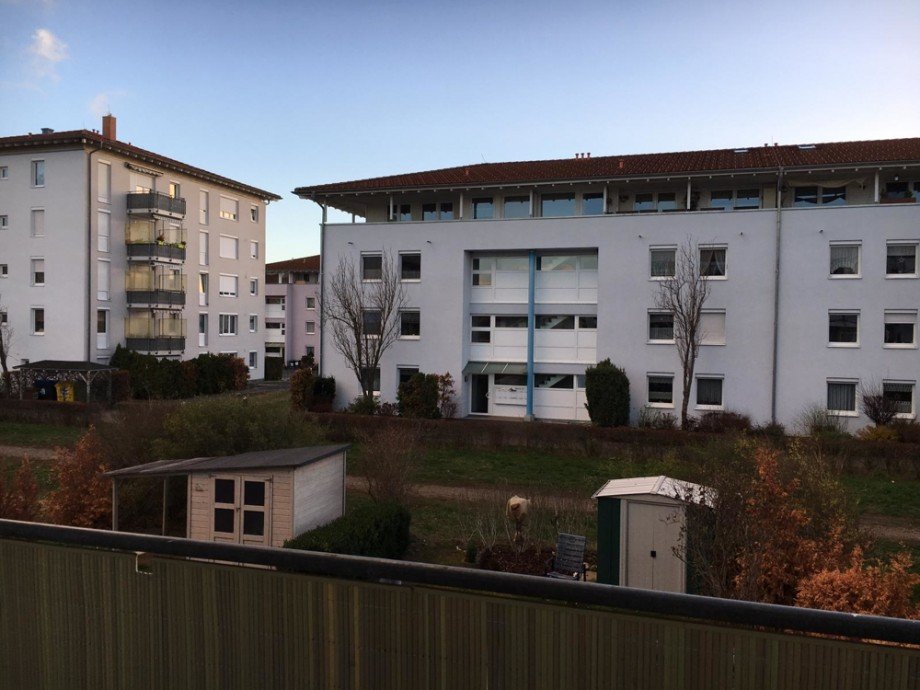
left=265, top=255, right=321, bottom=366
left=296, top=138, right=920, bottom=430
left=0, top=116, right=279, bottom=377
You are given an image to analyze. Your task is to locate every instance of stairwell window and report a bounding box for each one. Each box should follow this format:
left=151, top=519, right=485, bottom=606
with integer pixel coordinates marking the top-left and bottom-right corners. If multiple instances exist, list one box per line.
left=249, top=278, right=258, bottom=296
left=249, top=315, right=258, bottom=332
left=249, top=352, right=258, bottom=369
left=471, top=315, right=491, bottom=343
left=0, top=216, right=7, bottom=231
left=829, top=243, right=860, bottom=277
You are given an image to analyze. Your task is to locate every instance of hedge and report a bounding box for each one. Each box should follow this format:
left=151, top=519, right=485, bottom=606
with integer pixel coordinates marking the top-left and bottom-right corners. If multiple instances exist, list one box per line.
left=284, top=501, right=411, bottom=559
left=584, top=359, right=630, bottom=427
left=110, top=345, right=248, bottom=399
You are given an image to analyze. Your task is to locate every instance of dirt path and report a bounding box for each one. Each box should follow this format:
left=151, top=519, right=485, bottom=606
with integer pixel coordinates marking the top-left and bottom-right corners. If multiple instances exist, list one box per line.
left=0, top=445, right=55, bottom=461
left=345, top=477, right=920, bottom=544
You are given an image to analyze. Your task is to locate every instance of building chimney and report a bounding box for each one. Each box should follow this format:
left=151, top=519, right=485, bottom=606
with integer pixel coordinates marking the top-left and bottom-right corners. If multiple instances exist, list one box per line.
left=102, top=114, right=116, bottom=141
left=41, top=127, right=54, bottom=134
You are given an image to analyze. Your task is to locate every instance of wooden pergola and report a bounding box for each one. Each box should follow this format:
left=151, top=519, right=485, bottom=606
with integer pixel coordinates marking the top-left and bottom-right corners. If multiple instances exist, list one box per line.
left=14, top=360, right=117, bottom=404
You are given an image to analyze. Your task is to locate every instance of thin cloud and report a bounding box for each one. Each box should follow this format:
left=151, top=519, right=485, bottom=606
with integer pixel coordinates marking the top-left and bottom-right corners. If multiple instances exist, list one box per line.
left=28, top=28, right=68, bottom=80
left=88, top=91, right=127, bottom=118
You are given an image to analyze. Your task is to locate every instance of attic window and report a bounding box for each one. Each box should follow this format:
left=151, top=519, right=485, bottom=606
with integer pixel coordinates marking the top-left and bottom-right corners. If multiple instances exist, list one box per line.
left=798, top=144, right=816, bottom=150
left=733, top=148, right=749, bottom=154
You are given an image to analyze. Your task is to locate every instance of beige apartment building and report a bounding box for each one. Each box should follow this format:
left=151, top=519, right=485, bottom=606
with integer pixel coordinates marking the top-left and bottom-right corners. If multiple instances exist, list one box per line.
left=0, top=116, right=280, bottom=377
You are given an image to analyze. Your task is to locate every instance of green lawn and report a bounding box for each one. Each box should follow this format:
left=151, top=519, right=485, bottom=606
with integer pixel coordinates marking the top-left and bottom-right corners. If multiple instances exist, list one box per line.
left=840, top=474, right=920, bottom=521
left=0, top=422, right=83, bottom=448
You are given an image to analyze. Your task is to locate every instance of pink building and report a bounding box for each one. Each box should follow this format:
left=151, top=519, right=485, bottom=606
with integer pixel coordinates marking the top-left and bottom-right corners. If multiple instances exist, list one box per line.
left=265, top=255, right=320, bottom=367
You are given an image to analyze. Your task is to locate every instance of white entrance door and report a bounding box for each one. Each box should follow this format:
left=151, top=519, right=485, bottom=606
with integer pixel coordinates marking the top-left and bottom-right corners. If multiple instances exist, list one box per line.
left=211, top=475, right=271, bottom=545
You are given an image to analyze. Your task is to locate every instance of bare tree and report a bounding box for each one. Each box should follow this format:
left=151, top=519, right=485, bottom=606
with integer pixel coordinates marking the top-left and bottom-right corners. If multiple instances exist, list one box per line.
left=323, top=252, right=407, bottom=402
left=859, top=380, right=899, bottom=426
left=0, top=295, right=13, bottom=398
left=654, top=239, right=711, bottom=427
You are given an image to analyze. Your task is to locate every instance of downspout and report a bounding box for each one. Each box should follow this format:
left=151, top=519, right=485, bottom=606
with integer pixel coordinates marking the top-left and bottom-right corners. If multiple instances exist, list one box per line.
left=770, top=167, right=784, bottom=424
left=318, top=201, right=327, bottom=377
left=525, top=250, right=536, bottom=421
left=86, top=144, right=101, bottom=361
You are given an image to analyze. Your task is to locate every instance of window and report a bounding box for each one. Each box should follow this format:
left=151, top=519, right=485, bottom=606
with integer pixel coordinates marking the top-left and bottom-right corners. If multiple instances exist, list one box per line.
left=247, top=351, right=258, bottom=369
left=648, top=375, right=674, bottom=406
left=398, top=367, right=419, bottom=387
left=199, top=272, right=209, bottom=305
left=649, top=312, right=674, bottom=342
left=31, top=307, right=44, bottom=334
left=696, top=377, right=723, bottom=408
left=249, top=278, right=258, bottom=296
left=400, top=310, right=420, bottom=337
left=422, top=202, right=453, bottom=221
left=794, top=186, right=846, bottom=207
left=634, top=193, right=655, bottom=212
left=536, top=315, right=574, bottom=329
left=97, top=260, right=110, bottom=301
left=30, top=209, right=44, bottom=237
left=578, top=316, right=597, bottom=329
left=534, top=374, right=574, bottom=389
left=31, top=259, right=45, bottom=286
left=503, top=196, right=529, bottom=218
left=97, top=162, right=110, bottom=202
left=168, top=182, right=180, bottom=199
left=393, top=204, right=411, bottom=221
left=0, top=166, right=7, bottom=179
left=537, top=255, right=576, bottom=271
left=31, top=160, right=45, bottom=187
left=361, top=367, right=381, bottom=394
left=198, top=314, right=208, bottom=347
left=0, top=215, right=7, bottom=230
left=883, top=382, right=914, bottom=417
left=306, top=320, right=315, bottom=334
left=735, top=189, right=761, bottom=209
left=362, top=254, right=382, bottom=281
left=495, top=315, right=527, bottom=328
left=219, top=196, right=239, bottom=221
left=97, top=211, right=110, bottom=252
left=830, top=243, right=860, bottom=276
left=471, top=257, right=493, bottom=286
left=700, top=247, right=726, bottom=278
left=884, top=311, right=917, bottom=347
left=471, top=315, right=491, bottom=343
left=650, top=247, right=676, bottom=278
left=249, top=240, right=259, bottom=259
left=219, top=235, right=239, bottom=259
left=305, top=345, right=315, bottom=357
left=363, top=310, right=381, bottom=336
left=827, top=381, right=857, bottom=414
left=829, top=311, right=859, bottom=346
left=0, top=264, right=7, bottom=278
left=96, top=309, right=108, bottom=349
left=700, top=311, right=726, bottom=345
left=582, top=193, right=604, bottom=215
left=0, top=310, right=6, bottom=325
left=199, top=191, right=209, bottom=225
left=495, top=374, right=526, bottom=386
left=541, top=193, right=575, bottom=217
left=710, top=189, right=760, bottom=210
left=131, top=172, right=153, bottom=194
left=657, top=192, right=678, bottom=211
left=887, top=243, right=917, bottom=277
left=306, top=297, right=316, bottom=309
left=472, top=198, right=494, bottom=220
left=883, top=181, right=914, bottom=200
left=218, top=314, right=238, bottom=335
left=218, top=274, right=238, bottom=297
left=400, top=253, right=421, bottom=280
left=249, top=315, right=258, bottom=332
left=250, top=206, right=259, bottom=222
left=199, top=232, right=209, bottom=266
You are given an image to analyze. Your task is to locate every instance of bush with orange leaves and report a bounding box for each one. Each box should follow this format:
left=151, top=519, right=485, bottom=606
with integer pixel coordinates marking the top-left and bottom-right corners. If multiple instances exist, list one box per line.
left=43, top=426, right=111, bottom=529
left=796, top=548, right=920, bottom=619
left=0, top=457, right=40, bottom=521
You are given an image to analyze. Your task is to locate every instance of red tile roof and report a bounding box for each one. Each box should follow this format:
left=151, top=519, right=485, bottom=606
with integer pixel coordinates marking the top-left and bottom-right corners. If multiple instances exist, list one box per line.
left=266, top=254, right=320, bottom=272
left=0, top=129, right=281, bottom=200
left=294, top=137, right=920, bottom=197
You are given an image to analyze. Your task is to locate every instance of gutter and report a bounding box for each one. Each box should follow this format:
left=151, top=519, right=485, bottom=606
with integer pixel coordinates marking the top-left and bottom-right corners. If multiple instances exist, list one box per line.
left=86, top=143, right=101, bottom=361
left=770, top=166, right=784, bottom=424
left=318, top=203, right=327, bottom=378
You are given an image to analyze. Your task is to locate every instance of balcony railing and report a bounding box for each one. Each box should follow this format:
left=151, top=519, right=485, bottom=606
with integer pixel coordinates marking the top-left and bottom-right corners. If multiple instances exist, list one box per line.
left=127, top=191, right=187, bottom=219
left=125, top=218, right=187, bottom=262
left=126, top=314, right=186, bottom=354
left=126, top=269, right=186, bottom=308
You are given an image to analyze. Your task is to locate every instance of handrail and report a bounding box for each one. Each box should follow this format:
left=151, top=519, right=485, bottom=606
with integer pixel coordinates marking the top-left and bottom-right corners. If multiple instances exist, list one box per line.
left=0, top=519, right=916, bottom=645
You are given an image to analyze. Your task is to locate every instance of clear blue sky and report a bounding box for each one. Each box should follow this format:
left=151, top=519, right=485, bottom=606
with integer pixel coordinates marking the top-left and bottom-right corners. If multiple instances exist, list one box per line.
left=2, top=0, right=918, bottom=261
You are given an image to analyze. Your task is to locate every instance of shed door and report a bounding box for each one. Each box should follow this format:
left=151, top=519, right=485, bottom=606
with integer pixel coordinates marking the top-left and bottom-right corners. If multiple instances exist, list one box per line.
left=211, top=475, right=272, bottom=546
left=624, top=500, right=685, bottom=593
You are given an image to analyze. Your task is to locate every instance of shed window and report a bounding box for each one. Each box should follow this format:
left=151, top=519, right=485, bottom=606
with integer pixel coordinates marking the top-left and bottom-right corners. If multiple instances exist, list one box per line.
left=215, top=478, right=235, bottom=504
left=213, top=509, right=234, bottom=533
left=244, top=480, right=265, bottom=506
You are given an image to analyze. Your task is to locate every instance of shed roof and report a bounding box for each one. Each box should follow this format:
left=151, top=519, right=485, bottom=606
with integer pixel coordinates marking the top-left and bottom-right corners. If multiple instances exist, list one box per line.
left=592, top=476, right=709, bottom=505
left=105, top=444, right=350, bottom=479
left=14, top=360, right=116, bottom=372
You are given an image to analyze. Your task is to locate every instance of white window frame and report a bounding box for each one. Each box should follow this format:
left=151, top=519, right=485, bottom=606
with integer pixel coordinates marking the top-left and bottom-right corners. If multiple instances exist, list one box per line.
left=199, top=231, right=209, bottom=266
left=199, top=313, right=209, bottom=347
left=699, top=245, right=728, bottom=280
left=361, top=253, right=383, bottom=282
left=826, top=378, right=858, bottom=417
left=399, top=309, right=421, bottom=339
left=250, top=206, right=259, bottom=223
left=885, top=241, right=918, bottom=279
left=700, top=310, right=726, bottom=346
left=248, top=351, right=258, bottom=369
left=97, top=161, right=111, bottom=203
left=883, top=310, right=917, bottom=349
left=399, top=252, right=422, bottom=282
left=647, top=310, right=675, bottom=344
left=31, top=159, right=45, bottom=188
left=694, top=375, right=724, bottom=411
left=306, top=296, right=316, bottom=310
left=97, top=210, right=111, bottom=253
left=249, top=277, right=258, bottom=296
left=0, top=215, right=7, bottom=230
left=218, top=273, right=238, bottom=298
left=218, top=313, right=238, bottom=336
left=884, top=380, right=916, bottom=420
left=31, top=307, right=45, bottom=335
left=306, top=320, right=316, bottom=335
left=97, top=259, right=111, bottom=301
left=249, top=240, right=259, bottom=259
left=219, top=234, right=239, bottom=260
left=0, top=166, right=8, bottom=179
left=828, top=310, right=860, bottom=348
left=31, top=258, right=45, bottom=286
left=649, top=245, right=677, bottom=280
left=199, top=190, right=210, bottom=225
left=828, top=241, right=861, bottom=279
left=30, top=208, right=45, bottom=238
left=646, top=373, right=675, bottom=408
left=249, top=314, right=258, bottom=333
left=219, top=195, right=239, bottom=221
left=0, top=263, right=7, bottom=278
left=96, top=308, right=109, bottom=350
left=168, top=181, right=181, bottom=199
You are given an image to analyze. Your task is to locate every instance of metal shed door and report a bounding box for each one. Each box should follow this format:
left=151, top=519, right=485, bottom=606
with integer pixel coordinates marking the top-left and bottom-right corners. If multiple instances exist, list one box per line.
left=625, top=501, right=684, bottom=593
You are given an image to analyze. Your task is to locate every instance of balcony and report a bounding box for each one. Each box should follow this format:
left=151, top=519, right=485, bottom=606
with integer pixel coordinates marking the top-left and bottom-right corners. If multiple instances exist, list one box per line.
left=126, top=313, right=186, bottom=355
left=265, top=323, right=286, bottom=344
left=127, top=191, right=187, bottom=219
left=265, top=301, right=286, bottom=319
left=126, top=268, right=186, bottom=308
left=125, top=218, right=187, bottom=263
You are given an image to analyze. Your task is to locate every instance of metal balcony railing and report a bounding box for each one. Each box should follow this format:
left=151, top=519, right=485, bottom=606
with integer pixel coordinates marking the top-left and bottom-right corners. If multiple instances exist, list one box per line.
left=127, top=191, right=187, bottom=218
left=125, top=218, right=187, bottom=262
left=125, top=314, right=187, bottom=354
left=126, top=269, right=187, bottom=307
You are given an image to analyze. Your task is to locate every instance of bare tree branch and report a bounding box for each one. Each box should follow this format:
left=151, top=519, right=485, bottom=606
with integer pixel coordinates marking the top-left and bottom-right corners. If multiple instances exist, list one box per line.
left=0, top=295, right=13, bottom=398
left=322, top=252, right=407, bottom=402
left=654, top=239, right=711, bottom=427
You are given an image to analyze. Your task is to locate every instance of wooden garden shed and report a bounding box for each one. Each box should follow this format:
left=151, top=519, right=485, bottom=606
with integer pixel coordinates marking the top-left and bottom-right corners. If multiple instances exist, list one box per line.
left=106, top=444, right=349, bottom=548
left=593, top=476, right=709, bottom=594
